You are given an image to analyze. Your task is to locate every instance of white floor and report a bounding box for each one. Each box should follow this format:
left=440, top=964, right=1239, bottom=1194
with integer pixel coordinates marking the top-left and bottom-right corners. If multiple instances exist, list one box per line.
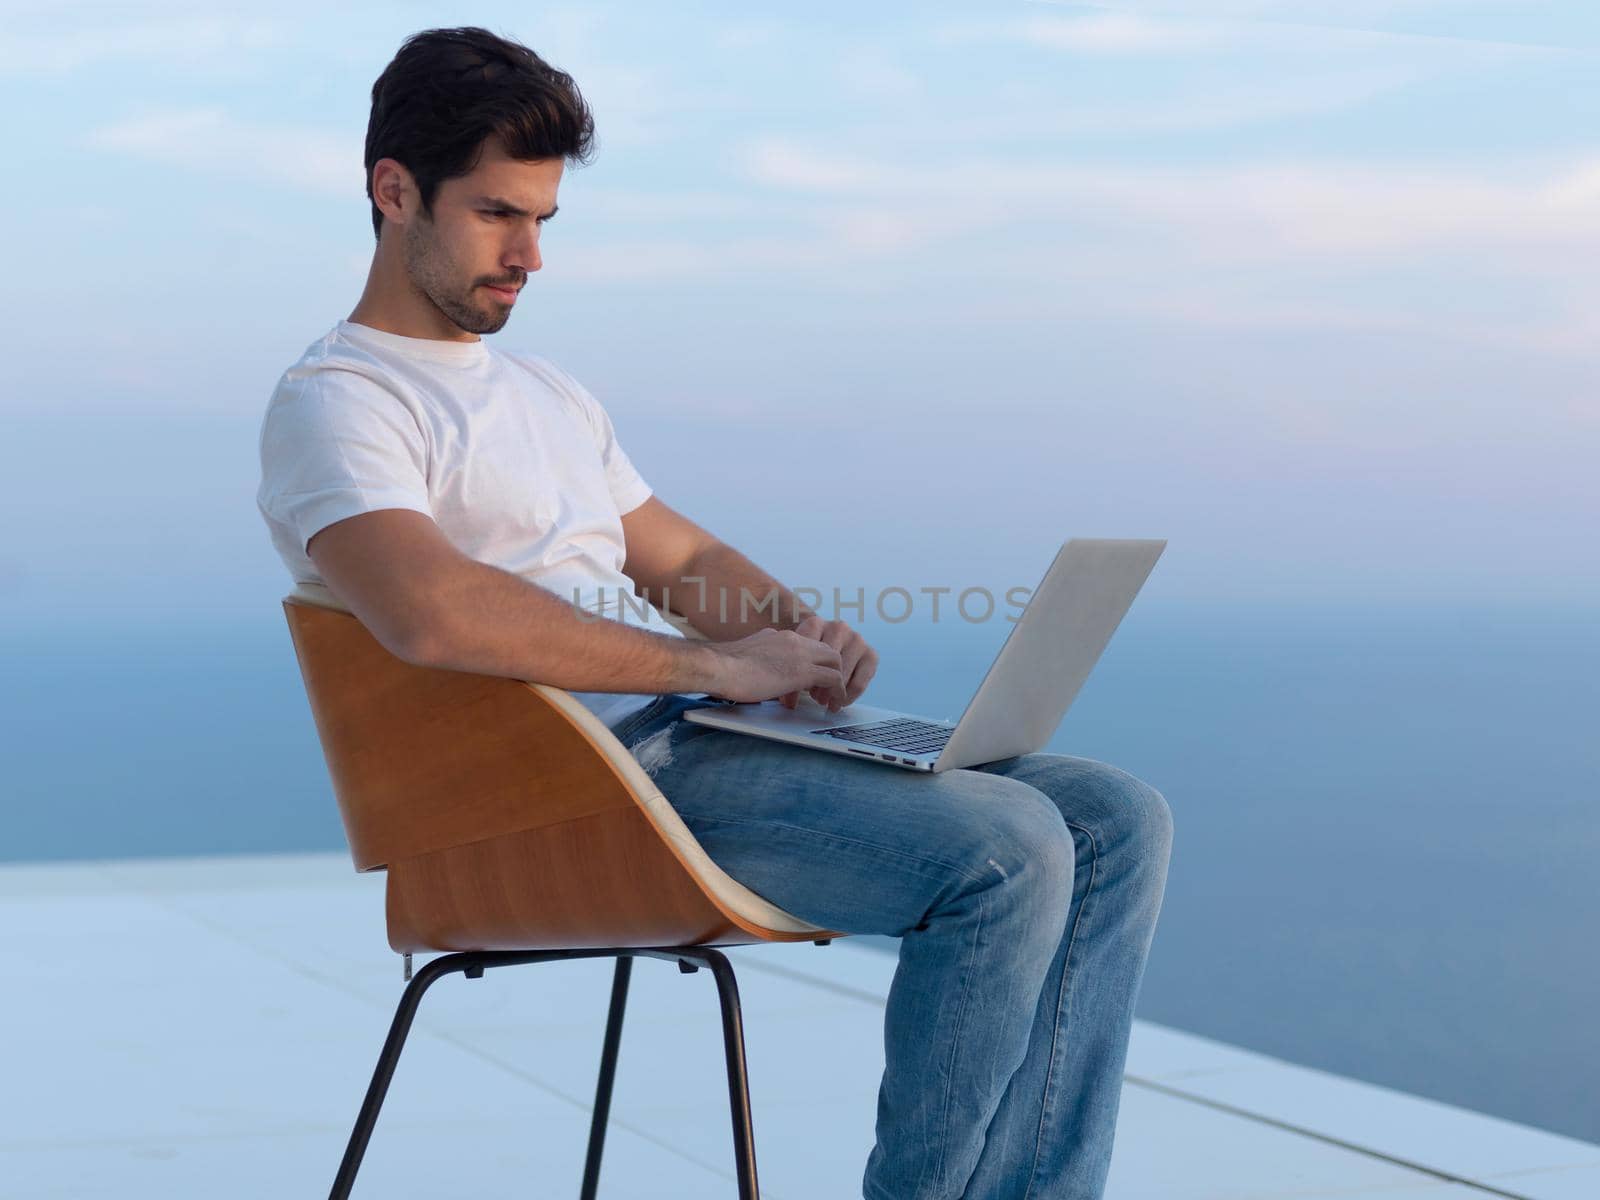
left=2, top=851, right=1596, bottom=1199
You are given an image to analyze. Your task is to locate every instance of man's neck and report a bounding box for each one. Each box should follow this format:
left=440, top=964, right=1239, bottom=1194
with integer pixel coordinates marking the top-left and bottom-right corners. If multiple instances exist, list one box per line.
left=348, top=251, right=479, bottom=343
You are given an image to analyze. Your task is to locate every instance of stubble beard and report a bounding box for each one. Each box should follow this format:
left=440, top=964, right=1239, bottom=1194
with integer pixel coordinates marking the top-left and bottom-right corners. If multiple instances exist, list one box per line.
left=403, top=216, right=509, bottom=336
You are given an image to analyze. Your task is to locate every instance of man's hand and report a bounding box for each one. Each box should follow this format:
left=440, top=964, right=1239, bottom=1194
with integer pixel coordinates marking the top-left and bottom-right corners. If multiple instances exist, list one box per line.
left=705, top=627, right=847, bottom=705
left=779, top=615, right=879, bottom=714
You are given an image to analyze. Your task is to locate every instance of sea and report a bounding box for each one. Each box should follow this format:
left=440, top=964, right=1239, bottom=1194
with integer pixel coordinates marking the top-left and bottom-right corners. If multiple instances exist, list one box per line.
left=3, top=600, right=1597, bottom=1144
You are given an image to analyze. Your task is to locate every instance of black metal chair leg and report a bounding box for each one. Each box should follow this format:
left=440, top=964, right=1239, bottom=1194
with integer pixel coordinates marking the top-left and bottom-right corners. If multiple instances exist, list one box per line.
left=327, top=947, right=762, bottom=1200
left=679, top=948, right=760, bottom=1200
left=580, top=956, right=633, bottom=1200
left=328, top=952, right=475, bottom=1200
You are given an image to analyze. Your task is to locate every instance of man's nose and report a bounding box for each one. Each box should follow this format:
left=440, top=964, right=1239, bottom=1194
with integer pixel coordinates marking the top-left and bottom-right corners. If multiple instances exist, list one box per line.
left=506, top=225, right=542, bottom=274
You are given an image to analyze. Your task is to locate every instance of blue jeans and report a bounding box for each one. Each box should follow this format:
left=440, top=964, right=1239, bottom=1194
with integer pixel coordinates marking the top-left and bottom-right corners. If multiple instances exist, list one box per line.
left=608, top=694, right=1174, bottom=1200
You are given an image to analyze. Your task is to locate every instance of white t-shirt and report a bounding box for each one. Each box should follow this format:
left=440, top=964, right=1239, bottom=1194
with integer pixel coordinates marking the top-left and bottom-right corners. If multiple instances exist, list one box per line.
left=256, top=319, right=687, bottom=730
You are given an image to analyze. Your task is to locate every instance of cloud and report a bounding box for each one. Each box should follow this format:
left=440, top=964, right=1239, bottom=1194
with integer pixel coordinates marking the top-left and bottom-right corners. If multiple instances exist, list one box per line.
left=936, top=12, right=1220, bottom=54
left=943, top=4, right=1586, bottom=57
left=85, top=109, right=359, bottom=197
left=1022, top=12, right=1222, bottom=53
left=835, top=49, right=923, bottom=100
left=548, top=235, right=817, bottom=284
left=565, top=188, right=767, bottom=222
left=708, top=19, right=791, bottom=52
left=0, top=14, right=284, bottom=74
left=850, top=68, right=1415, bottom=142
left=547, top=150, right=1600, bottom=355
left=741, top=139, right=1600, bottom=256
left=728, top=137, right=1600, bottom=351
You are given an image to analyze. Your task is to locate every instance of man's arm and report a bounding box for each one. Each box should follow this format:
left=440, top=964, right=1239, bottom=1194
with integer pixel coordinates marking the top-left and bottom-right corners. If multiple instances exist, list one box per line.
left=620, top=496, right=879, bottom=709
left=304, top=508, right=845, bottom=704
left=619, top=496, right=815, bottom=640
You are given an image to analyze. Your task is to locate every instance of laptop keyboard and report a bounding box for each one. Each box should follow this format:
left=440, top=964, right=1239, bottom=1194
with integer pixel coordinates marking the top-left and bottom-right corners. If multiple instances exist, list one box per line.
left=813, top=717, right=955, bottom=756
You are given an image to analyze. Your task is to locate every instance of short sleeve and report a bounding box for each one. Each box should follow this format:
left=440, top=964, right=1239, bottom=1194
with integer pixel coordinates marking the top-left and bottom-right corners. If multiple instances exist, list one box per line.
left=522, top=355, right=654, bottom=516
left=257, top=368, right=434, bottom=555
left=584, top=390, right=654, bottom=516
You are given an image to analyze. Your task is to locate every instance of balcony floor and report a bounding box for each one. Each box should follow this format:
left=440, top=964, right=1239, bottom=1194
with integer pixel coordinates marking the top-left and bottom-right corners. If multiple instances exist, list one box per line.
left=3, top=851, right=1596, bottom=1199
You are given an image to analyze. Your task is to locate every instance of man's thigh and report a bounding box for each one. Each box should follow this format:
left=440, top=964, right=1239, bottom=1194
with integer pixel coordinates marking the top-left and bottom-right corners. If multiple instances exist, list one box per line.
left=635, top=717, right=1070, bottom=936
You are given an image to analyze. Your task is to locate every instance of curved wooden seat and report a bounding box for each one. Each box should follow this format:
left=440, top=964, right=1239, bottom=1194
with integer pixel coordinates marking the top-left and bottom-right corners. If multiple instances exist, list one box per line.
left=282, top=583, right=837, bottom=953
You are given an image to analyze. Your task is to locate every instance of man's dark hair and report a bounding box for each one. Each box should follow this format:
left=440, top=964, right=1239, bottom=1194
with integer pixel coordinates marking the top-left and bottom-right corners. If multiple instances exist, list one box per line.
left=364, top=26, right=595, bottom=240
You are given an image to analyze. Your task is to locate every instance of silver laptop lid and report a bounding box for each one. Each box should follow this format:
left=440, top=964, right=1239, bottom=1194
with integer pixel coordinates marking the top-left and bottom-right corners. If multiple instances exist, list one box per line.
left=934, top=538, right=1165, bottom=771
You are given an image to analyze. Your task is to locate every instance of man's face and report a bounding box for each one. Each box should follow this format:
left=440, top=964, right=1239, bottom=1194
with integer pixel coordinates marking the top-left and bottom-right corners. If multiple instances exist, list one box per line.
left=399, top=139, right=564, bottom=335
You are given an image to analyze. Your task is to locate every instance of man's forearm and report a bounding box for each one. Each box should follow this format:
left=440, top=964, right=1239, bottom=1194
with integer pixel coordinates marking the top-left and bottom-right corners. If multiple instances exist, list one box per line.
left=661, top=541, right=817, bottom=641
left=412, top=557, right=723, bottom=693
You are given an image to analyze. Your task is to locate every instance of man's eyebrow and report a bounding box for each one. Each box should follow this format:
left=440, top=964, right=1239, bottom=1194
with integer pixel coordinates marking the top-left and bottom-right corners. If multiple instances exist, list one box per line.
left=474, top=196, right=559, bottom=220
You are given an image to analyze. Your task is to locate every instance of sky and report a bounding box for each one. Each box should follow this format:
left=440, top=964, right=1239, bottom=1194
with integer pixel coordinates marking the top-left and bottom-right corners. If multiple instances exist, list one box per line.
left=1, top=0, right=1597, bottom=626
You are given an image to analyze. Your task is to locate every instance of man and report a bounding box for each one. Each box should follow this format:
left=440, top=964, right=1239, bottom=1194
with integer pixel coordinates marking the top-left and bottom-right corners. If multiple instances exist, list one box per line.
left=258, top=27, right=1172, bottom=1200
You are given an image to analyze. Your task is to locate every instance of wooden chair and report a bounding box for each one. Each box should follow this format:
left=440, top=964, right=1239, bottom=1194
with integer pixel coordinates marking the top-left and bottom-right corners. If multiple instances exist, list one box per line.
left=282, top=583, right=842, bottom=1199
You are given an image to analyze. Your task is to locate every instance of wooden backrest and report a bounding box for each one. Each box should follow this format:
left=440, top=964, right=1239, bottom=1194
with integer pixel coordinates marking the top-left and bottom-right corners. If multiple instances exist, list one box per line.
left=280, top=590, right=836, bottom=949
left=283, top=599, right=649, bottom=872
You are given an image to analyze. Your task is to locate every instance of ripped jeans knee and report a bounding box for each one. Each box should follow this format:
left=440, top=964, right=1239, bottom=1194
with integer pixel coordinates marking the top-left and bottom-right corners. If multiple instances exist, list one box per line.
left=630, top=722, right=681, bottom=780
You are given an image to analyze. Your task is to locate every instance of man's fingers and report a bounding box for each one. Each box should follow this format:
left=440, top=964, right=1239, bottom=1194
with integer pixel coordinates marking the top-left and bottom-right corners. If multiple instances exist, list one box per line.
left=835, top=642, right=868, bottom=703
left=816, top=667, right=846, bottom=695
left=773, top=625, right=868, bottom=712
left=809, top=636, right=843, bottom=663
left=811, top=643, right=846, bottom=709
left=809, top=646, right=844, bottom=680
left=817, top=635, right=867, bottom=710
left=805, top=628, right=875, bottom=713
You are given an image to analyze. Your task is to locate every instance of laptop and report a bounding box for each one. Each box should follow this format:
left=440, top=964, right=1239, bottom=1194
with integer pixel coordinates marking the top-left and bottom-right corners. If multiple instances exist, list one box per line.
left=683, top=538, right=1165, bottom=772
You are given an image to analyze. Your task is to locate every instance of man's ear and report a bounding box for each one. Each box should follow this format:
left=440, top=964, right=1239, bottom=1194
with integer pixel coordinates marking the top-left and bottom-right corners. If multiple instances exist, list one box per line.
left=370, top=157, right=417, bottom=229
